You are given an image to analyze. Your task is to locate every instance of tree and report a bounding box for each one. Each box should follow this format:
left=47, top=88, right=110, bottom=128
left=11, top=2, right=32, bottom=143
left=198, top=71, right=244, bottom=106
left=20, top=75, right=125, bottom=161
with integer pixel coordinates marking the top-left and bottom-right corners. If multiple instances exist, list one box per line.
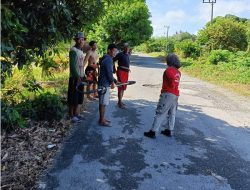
left=197, top=16, right=248, bottom=52
left=1, top=0, right=117, bottom=77
left=171, top=31, right=196, bottom=42
left=246, top=20, right=250, bottom=52
left=87, top=0, right=152, bottom=52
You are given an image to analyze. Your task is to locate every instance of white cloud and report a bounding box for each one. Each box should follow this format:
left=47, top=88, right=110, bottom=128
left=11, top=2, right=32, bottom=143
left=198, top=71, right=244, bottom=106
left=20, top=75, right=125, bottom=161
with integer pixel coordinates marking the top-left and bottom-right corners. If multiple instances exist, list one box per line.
left=148, top=0, right=250, bottom=37
left=151, top=9, right=190, bottom=36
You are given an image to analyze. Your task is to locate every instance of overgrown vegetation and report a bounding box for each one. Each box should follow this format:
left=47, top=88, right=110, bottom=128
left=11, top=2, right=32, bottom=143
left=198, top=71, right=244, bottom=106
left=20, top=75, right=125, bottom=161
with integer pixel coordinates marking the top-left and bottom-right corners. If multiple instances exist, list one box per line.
left=1, top=0, right=152, bottom=132
left=135, top=15, right=250, bottom=97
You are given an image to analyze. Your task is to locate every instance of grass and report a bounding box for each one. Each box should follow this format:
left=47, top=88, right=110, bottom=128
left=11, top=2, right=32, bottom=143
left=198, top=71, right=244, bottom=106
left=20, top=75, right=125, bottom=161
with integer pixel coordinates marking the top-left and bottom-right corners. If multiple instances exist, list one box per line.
left=181, top=61, right=250, bottom=97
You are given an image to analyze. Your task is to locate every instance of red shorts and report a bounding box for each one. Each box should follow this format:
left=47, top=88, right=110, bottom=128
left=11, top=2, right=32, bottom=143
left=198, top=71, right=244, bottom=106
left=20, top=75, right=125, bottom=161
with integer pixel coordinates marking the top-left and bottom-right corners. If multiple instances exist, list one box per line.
left=117, top=69, right=129, bottom=92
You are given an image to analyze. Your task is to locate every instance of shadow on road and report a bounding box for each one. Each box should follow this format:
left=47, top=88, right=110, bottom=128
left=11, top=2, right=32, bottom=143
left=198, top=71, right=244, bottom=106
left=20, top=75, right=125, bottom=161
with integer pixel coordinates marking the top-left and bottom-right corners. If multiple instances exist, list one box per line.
left=40, top=99, right=250, bottom=190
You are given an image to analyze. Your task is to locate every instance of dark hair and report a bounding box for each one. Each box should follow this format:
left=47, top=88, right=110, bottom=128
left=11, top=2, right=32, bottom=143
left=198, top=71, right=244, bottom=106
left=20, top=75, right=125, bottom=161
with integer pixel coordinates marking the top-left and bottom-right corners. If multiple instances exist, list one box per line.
left=107, top=43, right=117, bottom=50
left=89, top=41, right=96, bottom=47
left=166, top=53, right=181, bottom=69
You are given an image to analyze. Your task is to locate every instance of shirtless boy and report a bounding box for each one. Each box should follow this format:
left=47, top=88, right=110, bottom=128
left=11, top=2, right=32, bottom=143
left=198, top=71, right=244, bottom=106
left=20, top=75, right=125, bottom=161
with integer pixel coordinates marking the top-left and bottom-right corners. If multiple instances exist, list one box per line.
left=84, top=41, right=99, bottom=99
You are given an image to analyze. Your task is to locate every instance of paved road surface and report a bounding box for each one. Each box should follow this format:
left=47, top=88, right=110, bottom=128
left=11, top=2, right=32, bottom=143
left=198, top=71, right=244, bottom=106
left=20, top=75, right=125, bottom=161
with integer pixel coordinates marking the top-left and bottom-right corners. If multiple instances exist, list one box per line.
left=40, top=54, right=250, bottom=190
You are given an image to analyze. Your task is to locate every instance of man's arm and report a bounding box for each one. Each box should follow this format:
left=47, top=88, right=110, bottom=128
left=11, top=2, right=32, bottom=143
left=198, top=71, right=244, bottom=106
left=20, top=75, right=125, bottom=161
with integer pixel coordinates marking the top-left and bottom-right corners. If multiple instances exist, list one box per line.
left=83, top=51, right=91, bottom=67
left=112, top=53, right=120, bottom=74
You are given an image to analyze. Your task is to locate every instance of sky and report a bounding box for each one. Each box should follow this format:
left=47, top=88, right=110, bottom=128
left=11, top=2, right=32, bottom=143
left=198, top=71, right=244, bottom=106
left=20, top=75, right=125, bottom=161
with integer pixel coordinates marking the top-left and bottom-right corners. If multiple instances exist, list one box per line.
left=146, top=0, right=250, bottom=37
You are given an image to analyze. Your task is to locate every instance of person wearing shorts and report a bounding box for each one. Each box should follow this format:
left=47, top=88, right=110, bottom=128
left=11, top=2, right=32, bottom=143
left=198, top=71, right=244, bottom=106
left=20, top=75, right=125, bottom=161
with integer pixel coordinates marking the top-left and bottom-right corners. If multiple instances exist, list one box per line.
left=113, top=43, right=130, bottom=109
left=98, top=44, right=117, bottom=126
left=67, top=32, right=86, bottom=122
left=84, top=41, right=99, bottom=100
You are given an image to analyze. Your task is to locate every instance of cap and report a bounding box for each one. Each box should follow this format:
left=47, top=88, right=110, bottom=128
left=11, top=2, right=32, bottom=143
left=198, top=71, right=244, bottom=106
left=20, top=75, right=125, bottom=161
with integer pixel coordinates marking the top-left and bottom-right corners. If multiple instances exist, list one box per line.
left=74, top=32, right=84, bottom=39
left=123, top=42, right=129, bottom=47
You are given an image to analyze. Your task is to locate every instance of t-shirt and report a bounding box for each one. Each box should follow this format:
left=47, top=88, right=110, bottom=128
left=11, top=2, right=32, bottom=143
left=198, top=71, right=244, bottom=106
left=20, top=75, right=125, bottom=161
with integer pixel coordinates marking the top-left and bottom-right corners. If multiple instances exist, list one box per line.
left=161, top=66, right=181, bottom=96
left=113, top=51, right=130, bottom=70
left=69, top=46, right=85, bottom=77
left=98, top=54, right=115, bottom=87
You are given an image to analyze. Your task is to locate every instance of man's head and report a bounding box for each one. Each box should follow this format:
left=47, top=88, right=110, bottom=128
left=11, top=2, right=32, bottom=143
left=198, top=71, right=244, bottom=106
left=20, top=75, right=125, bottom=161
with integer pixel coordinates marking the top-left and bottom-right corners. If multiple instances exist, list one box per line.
left=123, top=42, right=129, bottom=53
left=166, top=53, right=181, bottom=69
left=89, top=41, right=97, bottom=51
left=74, top=32, right=86, bottom=49
left=107, top=44, right=117, bottom=58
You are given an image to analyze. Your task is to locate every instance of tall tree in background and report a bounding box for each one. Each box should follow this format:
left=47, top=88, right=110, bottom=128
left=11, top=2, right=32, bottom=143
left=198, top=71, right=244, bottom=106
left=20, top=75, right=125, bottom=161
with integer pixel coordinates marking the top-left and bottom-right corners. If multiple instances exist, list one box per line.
left=87, top=0, right=153, bottom=52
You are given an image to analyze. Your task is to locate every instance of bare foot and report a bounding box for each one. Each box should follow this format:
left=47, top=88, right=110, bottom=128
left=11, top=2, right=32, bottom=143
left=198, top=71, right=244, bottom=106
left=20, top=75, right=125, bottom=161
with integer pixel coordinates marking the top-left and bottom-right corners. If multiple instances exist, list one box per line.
left=118, top=103, right=126, bottom=109
left=87, top=96, right=95, bottom=101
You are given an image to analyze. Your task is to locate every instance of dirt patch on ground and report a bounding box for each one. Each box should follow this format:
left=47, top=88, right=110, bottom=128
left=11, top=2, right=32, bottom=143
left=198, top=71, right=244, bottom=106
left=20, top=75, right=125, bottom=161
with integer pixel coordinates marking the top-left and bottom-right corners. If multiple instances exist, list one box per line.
left=1, top=119, right=72, bottom=190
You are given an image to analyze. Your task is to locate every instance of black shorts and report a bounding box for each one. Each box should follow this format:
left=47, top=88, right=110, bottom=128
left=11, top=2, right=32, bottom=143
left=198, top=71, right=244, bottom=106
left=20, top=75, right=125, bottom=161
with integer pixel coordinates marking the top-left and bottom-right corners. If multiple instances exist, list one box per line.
left=67, top=77, right=84, bottom=106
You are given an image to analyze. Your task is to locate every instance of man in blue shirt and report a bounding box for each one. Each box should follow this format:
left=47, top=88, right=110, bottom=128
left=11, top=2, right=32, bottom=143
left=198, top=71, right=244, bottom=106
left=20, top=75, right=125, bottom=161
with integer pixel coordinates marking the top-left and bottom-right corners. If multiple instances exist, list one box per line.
left=98, top=44, right=117, bottom=126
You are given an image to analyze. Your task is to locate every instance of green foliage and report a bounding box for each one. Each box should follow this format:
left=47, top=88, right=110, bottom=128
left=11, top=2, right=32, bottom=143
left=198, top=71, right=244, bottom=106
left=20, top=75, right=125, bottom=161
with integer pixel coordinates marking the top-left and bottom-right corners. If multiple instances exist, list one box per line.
left=134, top=32, right=196, bottom=54
left=87, top=0, right=152, bottom=53
left=174, top=40, right=201, bottom=59
left=208, top=50, right=233, bottom=65
left=224, top=14, right=249, bottom=23
left=146, top=37, right=167, bottom=52
left=246, top=21, right=250, bottom=52
left=1, top=63, right=67, bottom=131
left=1, top=102, right=27, bottom=130
left=166, top=39, right=176, bottom=54
left=1, top=92, right=64, bottom=130
left=2, top=66, right=43, bottom=104
left=182, top=50, right=250, bottom=85
left=1, top=0, right=110, bottom=80
left=30, top=92, right=64, bottom=121
left=1, top=0, right=104, bottom=51
left=171, top=31, right=196, bottom=42
left=134, top=37, right=167, bottom=53
left=197, top=17, right=248, bottom=52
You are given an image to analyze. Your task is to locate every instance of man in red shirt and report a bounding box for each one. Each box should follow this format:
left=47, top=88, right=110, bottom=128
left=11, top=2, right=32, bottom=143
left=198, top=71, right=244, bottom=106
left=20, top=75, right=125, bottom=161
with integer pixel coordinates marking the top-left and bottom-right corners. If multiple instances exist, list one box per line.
left=144, top=54, right=181, bottom=138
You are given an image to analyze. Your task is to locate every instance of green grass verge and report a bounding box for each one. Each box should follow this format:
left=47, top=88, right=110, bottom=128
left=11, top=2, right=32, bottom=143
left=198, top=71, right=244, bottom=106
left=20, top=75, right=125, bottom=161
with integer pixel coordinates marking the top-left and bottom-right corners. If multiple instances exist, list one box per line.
left=181, top=60, right=250, bottom=97
left=145, top=52, right=250, bottom=98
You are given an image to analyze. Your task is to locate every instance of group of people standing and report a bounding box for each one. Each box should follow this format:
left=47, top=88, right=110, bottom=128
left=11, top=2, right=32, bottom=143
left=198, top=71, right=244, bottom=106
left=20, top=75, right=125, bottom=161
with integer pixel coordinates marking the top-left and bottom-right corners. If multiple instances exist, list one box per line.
left=67, top=32, right=131, bottom=125
left=67, top=31, right=182, bottom=138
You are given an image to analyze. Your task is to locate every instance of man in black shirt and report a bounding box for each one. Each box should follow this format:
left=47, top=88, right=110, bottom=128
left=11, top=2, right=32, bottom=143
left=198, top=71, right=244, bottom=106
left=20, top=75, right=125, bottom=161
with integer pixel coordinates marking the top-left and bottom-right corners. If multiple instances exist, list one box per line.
left=113, top=43, right=130, bottom=109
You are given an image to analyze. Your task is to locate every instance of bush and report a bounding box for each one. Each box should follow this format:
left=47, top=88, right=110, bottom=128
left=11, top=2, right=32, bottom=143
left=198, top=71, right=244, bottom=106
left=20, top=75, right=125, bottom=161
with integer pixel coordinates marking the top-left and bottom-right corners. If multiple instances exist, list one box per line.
left=166, top=39, right=175, bottom=54
left=1, top=101, right=26, bottom=131
left=233, top=51, right=250, bottom=67
left=1, top=92, right=65, bottom=131
left=31, top=92, right=64, bottom=121
left=134, top=37, right=168, bottom=53
left=180, top=57, right=194, bottom=67
left=208, top=50, right=233, bottom=64
left=174, top=40, right=201, bottom=59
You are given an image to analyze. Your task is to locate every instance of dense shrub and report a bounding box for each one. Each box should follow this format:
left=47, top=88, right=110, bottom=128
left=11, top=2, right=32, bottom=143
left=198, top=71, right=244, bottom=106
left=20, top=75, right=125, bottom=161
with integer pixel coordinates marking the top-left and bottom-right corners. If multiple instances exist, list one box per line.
left=30, top=92, right=64, bottom=121
left=1, top=101, right=26, bottom=131
left=174, top=40, right=201, bottom=59
left=1, top=92, right=65, bottom=131
left=208, top=50, right=233, bottom=64
left=197, top=17, right=248, bottom=52
left=134, top=37, right=167, bottom=53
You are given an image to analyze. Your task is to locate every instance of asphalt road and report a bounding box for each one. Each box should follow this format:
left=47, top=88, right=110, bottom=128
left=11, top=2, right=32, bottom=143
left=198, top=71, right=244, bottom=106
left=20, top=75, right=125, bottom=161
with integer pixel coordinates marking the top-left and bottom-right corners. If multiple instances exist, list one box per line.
left=39, top=54, right=250, bottom=190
